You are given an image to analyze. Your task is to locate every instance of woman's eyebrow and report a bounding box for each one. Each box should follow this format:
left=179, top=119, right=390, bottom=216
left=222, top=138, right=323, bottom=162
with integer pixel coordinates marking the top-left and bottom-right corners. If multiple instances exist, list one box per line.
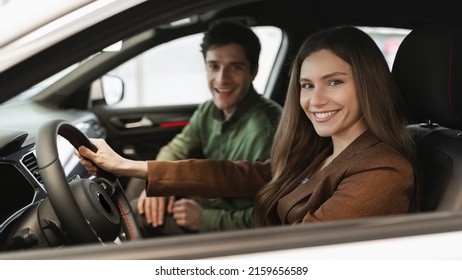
left=300, top=71, right=348, bottom=82
left=322, top=71, right=348, bottom=79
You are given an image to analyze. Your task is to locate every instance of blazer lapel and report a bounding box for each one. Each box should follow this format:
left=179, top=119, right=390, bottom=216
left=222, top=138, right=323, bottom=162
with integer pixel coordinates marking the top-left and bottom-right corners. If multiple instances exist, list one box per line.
left=276, top=131, right=380, bottom=223
left=276, top=148, right=330, bottom=222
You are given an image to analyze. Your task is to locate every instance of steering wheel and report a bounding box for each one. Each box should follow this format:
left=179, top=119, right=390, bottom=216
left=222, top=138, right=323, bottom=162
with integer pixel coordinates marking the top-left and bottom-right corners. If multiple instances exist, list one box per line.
left=36, top=119, right=141, bottom=244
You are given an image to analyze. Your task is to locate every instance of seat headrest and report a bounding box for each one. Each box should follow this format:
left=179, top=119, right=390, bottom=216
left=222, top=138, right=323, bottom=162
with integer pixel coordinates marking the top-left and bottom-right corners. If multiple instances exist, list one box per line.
left=392, top=25, right=462, bottom=129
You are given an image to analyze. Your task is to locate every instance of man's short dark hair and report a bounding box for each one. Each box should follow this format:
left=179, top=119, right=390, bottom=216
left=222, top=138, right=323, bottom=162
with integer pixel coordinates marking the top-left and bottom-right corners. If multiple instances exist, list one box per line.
left=201, top=21, right=261, bottom=73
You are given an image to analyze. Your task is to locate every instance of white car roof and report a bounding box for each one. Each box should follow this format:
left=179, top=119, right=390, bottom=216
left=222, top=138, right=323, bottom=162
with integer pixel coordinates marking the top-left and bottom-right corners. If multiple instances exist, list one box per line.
left=0, top=0, right=145, bottom=72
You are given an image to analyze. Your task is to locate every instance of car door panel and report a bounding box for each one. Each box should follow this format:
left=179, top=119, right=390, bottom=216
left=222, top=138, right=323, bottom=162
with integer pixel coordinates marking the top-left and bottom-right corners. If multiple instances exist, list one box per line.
left=92, top=104, right=197, bottom=161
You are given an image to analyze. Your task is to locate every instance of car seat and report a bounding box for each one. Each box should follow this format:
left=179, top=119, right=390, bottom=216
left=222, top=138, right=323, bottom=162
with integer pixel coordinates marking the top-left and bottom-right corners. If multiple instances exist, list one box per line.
left=392, top=25, right=462, bottom=212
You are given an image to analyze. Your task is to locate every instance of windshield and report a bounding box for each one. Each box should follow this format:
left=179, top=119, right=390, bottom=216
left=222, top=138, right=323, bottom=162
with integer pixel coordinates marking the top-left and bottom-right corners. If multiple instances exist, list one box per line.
left=3, top=63, right=79, bottom=105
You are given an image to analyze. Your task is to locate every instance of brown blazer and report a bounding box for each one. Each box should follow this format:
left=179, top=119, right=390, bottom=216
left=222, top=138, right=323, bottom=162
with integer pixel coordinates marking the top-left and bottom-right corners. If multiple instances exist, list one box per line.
left=146, top=131, right=415, bottom=225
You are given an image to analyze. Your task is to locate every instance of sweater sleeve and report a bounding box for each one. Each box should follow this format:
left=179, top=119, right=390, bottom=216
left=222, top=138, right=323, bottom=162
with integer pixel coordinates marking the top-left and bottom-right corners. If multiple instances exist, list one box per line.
left=199, top=206, right=254, bottom=232
left=146, top=159, right=272, bottom=199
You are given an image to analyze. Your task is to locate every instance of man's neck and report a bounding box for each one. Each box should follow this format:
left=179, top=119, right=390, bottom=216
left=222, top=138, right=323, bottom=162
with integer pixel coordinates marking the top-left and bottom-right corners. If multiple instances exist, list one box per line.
left=223, top=107, right=236, bottom=120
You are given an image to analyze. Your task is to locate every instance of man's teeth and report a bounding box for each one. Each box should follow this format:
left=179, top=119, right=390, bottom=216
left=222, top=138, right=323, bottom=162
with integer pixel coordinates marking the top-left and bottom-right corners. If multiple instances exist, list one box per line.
left=216, top=88, right=232, bottom=93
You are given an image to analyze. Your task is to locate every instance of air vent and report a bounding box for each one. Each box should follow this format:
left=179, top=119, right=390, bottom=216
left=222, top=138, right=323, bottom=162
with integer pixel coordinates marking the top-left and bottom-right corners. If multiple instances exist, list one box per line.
left=22, top=153, right=43, bottom=184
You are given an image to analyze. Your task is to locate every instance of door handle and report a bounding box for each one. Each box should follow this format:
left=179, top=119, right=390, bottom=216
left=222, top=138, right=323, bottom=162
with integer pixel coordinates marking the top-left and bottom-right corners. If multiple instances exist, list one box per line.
left=124, top=116, right=153, bottom=128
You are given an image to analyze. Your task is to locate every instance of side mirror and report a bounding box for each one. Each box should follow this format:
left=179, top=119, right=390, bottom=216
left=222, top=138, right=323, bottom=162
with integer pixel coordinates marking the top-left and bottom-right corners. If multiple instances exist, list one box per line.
left=90, top=75, right=124, bottom=106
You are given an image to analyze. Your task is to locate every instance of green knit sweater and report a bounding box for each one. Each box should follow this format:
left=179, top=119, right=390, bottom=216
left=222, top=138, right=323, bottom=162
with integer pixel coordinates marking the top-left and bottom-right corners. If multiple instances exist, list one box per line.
left=155, top=88, right=282, bottom=232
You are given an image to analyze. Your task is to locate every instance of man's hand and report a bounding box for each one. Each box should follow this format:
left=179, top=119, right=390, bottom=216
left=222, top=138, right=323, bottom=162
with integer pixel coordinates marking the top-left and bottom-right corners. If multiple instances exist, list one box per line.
left=172, top=198, right=202, bottom=231
left=137, top=190, right=175, bottom=227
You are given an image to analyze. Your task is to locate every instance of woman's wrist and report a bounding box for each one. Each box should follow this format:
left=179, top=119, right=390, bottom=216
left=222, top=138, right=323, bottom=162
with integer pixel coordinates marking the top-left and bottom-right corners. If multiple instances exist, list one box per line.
left=119, top=159, right=148, bottom=179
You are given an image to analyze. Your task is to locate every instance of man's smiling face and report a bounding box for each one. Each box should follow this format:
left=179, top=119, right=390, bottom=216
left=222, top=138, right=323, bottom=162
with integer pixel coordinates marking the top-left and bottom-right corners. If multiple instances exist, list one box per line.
left=206, top=43, right=257, bottom=118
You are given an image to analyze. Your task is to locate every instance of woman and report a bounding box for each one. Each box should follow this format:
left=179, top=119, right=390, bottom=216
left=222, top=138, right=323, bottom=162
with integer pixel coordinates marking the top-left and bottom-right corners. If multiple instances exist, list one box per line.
left=78, top=26, right=418, bottom=227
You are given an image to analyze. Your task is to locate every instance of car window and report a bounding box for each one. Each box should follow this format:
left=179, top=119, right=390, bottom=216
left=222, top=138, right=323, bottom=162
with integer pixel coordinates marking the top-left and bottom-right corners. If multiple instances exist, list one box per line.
left=107, top=26, right=409, bottom=108
left=359, top=26, right=411, bottom=68
left=6, top=26, right=409, bottom=106
left=107, top=26, right=283, bottom=108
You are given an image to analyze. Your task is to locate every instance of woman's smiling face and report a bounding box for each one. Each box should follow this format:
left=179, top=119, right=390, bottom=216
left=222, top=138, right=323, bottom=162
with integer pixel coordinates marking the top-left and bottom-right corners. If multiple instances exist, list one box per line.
left=299, top=49, right=366, bottom=143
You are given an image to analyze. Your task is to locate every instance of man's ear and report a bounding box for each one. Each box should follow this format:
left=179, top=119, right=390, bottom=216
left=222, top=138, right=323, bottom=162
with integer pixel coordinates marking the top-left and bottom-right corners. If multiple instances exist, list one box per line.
left=251, top=64, right=259, bottom=80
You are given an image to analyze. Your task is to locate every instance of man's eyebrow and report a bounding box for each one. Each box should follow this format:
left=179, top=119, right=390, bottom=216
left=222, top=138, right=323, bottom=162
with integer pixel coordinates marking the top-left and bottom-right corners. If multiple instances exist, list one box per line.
left=206, top=60, right=247, bottom=65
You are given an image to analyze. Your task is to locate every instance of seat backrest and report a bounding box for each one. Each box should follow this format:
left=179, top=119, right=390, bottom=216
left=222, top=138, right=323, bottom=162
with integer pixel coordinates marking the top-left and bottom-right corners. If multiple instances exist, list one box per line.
left=392, top=25, right=462, bottom=212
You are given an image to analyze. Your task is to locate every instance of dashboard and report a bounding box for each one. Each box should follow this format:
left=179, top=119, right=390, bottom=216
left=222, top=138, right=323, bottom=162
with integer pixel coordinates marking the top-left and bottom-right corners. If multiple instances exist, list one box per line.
left=0, top=108, right=106, bottom=249
left=0, top=149, right=44, bottom=231
left=0, top=130, right=45, bottom=233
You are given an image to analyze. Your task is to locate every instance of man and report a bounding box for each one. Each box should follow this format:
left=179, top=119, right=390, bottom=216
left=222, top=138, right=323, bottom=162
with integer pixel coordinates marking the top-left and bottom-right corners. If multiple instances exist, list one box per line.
left=130, top=21, right=282, bottom=236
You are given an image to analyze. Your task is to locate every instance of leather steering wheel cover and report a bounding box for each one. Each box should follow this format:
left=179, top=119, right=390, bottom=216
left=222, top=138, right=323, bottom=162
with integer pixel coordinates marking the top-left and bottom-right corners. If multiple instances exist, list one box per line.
left=36, top=119, right=142, bottom=243
left=36, top=119, right=98, bottom=244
